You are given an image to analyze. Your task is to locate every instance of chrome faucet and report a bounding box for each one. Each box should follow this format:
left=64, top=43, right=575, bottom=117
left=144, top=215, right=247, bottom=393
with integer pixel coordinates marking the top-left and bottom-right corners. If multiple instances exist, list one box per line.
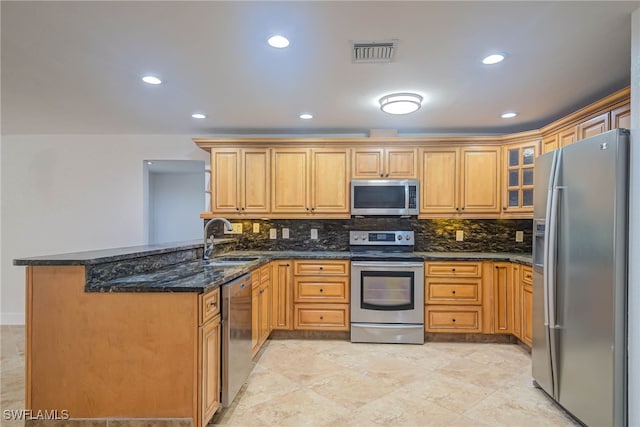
left=203, top=217, right=233, bottom=261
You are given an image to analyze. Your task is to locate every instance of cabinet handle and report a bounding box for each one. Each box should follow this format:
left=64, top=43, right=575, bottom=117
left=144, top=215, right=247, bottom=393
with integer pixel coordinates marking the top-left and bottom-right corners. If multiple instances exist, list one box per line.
left=241, top=207, right=245, bottom=211
left=503, top=206, right=507, bottom=211
left=320, top=316, right=324, bottom=320
left=452, top=290, right=456, bottom=294
left=456, top=207, right=460, bottom=212
left=305, top=207, right=310, bottom=211
left=235, top=207, right=240, bottom=211
left=311, top=207, right=315, bottom=212
left=285, top=263, right=290, bottom=267
left=209, top=301, right=217, bottom=308
left=452, top=318, right=456, bottom=323
left=385, top=173, right=389, bottom=177
left=380, top=173, right=384, bottom=178
left=319, top=266, right=323, bottom=270
left=461, top=207, right=465, bottom=211
left=260, top=289, right=264, bottom=294
left=319, top=288, right=324, bottom=293
left=452, top=268, right=456, bottom=272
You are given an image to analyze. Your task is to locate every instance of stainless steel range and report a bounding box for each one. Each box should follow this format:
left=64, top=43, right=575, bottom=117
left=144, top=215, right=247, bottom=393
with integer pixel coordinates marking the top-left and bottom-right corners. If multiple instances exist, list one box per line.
left=350, top=230, right=424, bottom=344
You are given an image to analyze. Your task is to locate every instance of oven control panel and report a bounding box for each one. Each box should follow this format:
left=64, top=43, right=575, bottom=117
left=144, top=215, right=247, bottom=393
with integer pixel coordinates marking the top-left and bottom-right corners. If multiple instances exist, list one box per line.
left=349, top=230, right=414, bottom=246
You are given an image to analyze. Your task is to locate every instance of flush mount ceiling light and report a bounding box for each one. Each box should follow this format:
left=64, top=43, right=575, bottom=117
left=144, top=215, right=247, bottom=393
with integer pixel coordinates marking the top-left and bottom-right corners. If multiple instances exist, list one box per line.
left=501, top=112, right=518, bottom=118
left=268, top=35, right=290, bottom=48
left=299, top=113, right=313, bottom=119
left=191, top=113, right=206, bottom=119
left=142, top=75, right=162, bottom=85
left=379, top=93, right=423, bottom=115
left=482, top=53, right=505, bottom=65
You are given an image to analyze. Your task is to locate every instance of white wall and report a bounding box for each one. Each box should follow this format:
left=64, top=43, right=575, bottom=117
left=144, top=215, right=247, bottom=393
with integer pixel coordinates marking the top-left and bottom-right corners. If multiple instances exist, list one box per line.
left=149, top=171, right=204, bottom=244
left=0, top=135, right=209, bottom=324
left=629, top=7, right=640, bottom=427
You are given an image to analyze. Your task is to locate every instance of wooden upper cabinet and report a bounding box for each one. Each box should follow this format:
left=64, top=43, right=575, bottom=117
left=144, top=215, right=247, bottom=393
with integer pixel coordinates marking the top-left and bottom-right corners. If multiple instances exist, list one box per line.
left=578, top=112, right=609, bottom=141
left=460, top=147, right=501, bottom=214
left=558, top=126, right=578, bottom=147
left=419, top=147, right=458, bottom=215
left=419, top=146, right=500, bottom=216
left=541, top=134, right=558, bottom=154
left=502, top=140, right=539, bottom=215
left=311, top=149, right=350, bottom=214
left=271, top=147, right=350, bottom=215
left=210, top=148, right=269, bottom=214
left=271, top=148, right=310, bottom=213
left=611, top=103, right=631, bottom=129
left=352, top=147, right=417, bottom=179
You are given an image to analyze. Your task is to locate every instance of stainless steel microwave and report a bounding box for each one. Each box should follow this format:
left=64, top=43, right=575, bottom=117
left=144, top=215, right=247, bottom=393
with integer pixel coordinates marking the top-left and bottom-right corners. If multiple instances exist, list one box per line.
left=351, top=179, right=419, bottom=216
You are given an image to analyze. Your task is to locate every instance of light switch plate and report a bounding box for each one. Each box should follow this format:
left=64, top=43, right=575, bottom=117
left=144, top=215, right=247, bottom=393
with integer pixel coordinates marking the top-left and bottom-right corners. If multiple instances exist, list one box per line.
left=269, top=228, right=277, bottom=239
left=282, top=228, right=290, bottom=239
left=515, top=231, right=524, bottom=242
left=253, top=223, right=260, bottom=233
left=311, top=228, right=318, bottom=240
left=224, top=223, right=243, bottom=234
left=456, top=230, right=464, bottom=241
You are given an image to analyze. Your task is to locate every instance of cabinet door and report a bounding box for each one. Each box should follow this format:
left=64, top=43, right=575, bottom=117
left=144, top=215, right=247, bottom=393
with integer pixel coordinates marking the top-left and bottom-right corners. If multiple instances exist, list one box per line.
left=460, top=147, right=501, bottom=214
left=512, top=264, right=522, bottom=339
left=502, top=141, right=538, bottom=214
left=493, top=263, right=513, bottom=334
left=311, top=149, right=350, bottom=214
left=385, top=148, right=417, bottom=178
left=558, top=127, right=577, bottom=147
left=271, top=149, right=310, bottom=213
left=419, top=148, right=458, bottom=214
left=242, top=149, right=270, bottom=214
left=611, top=103, right=631, bottom=129
left=578, top=112, right=609, bottom=140
left=541, top=135, right=558, bottom=154
left=251, top=274, right=260, bottom=355
left=352, top=148, right=384, bottom=178
left=199, top=317, right=221, bottom=426
left=260, top=281, right=271, bottom=345
left=271, top=261, right=293, bottom=330
left=522, top=285, right=533, bottom=346
left=211, top=149, right=240, bottom=212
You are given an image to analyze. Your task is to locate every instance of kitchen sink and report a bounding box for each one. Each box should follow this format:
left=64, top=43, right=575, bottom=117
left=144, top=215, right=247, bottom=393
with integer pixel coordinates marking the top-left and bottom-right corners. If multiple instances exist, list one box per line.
left=202, top=256, right=259, bottom=267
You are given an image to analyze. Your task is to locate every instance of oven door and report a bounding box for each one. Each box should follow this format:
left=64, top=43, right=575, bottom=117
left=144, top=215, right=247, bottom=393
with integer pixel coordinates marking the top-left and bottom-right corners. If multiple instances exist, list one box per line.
left=351, top=261, right=424, bottom=324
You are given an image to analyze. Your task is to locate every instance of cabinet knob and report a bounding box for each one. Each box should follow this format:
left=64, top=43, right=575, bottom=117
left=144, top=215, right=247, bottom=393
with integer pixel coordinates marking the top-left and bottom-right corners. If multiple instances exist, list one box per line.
left=319, top=288, right=324, bottom=292
left=236, top=207, right=240, bottom=211
left=241, top=207, right=245, bottom=211
left=503, top=206, right=507, bottom=211
left=452, top=268, right=456, bottom=272
left=320, top=316, right=324, bottom=320
left=452, top=318, right=456, bottom=323
left=311, top=207, right=315, bottom=212
left=461, top=207, right=465, bottom=211
left=380, top=173, right=384, bottom=178
left=306, top=207, right=310, bottom=211
left=319, top=266, right=323, bottom=270
left=209, top=301, right=217, bottom=308
left=385, top=173, right=389, bottom=177
left=452, top=290, right=456, bottom=294
left=456, top=207, right=460, bottom=212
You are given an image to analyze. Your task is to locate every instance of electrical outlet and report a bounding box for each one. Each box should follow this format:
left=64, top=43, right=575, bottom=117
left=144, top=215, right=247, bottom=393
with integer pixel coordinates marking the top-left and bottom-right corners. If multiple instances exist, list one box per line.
left=456, top=230, right=464, bottom=241
left=515, top=231, right=524, bottom=242
left=253, top=223, right=260, bottom=233
left=311, top=228, right=318, bottom=239
left=282, top=228, right=290, bottom=239
left=269, top=228, right=277, bottom=239
left=223, top=223, right=243, bottom=234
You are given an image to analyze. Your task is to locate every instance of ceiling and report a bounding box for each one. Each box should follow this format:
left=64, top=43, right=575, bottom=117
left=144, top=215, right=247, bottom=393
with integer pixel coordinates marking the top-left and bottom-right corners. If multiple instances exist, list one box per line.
left=2, top=1, right=638, bottom=136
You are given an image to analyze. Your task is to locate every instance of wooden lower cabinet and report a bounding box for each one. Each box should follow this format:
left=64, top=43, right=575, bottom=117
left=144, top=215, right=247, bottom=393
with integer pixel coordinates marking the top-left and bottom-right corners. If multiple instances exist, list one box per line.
left=492, top=262, right=514, bottom=334
left=199, top=314, right=221, bottom=426
left=251, top=265, right=272, bottom=356
left=271, top=260, right=293, bottom=330
left=521, top=266, right=534, bottom=346
left=292, top=260, right=349, bottom=331
left=424, top=261, right=485, bottom=333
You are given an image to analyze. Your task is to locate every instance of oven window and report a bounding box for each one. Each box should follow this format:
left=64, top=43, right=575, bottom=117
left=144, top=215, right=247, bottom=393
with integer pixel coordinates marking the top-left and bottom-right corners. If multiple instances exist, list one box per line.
left=353, top=186, right=405, bottom=209
left=360, top=271, right=414, bottom=311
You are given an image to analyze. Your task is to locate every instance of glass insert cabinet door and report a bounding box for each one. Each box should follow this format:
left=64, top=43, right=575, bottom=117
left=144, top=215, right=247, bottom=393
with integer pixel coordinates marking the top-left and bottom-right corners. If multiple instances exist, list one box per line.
left=504, top=142, right=539, bottom=213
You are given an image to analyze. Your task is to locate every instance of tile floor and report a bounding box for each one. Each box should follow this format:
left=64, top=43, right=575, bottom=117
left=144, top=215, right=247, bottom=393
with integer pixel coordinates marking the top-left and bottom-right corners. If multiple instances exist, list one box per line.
left=1, top=326, right=579, bottom=426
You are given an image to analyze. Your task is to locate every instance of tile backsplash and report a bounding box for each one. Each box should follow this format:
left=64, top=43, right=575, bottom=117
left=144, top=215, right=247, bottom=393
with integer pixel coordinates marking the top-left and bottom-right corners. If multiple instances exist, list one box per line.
left=206, top=218, right=533, bottom=253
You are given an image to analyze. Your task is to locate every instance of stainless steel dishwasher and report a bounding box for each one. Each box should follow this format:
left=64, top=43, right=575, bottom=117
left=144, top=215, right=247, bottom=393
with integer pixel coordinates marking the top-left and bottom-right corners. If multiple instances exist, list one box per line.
left=221, top=273, right=255, bottom=407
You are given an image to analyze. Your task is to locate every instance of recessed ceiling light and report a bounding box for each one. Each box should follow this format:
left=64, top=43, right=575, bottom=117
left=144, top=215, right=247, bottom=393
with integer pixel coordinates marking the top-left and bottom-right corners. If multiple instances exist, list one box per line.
left=142, top=75, right=162, bottom=85
left=501, top=112, right=518, bottom=118
left=379, top=93, right=423, bottom=115
left=268, top=35, right=290, bottom=48
left=299, top=113, right=313, bottom=120
left=191, top=113, right=206, bottom=119
left=482, top=54, right=505, bottom=65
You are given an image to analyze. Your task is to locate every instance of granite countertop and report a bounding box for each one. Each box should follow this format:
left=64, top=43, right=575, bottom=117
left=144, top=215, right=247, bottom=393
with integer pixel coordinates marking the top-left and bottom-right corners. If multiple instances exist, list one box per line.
left=15, top=244, right=532, bottom=293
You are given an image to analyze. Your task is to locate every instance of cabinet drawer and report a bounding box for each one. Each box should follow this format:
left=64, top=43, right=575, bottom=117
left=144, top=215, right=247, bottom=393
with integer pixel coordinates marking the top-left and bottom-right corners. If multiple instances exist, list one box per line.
left=294, top=277, right=349, bottom=303
left=260, top=264, right=271, bottom=283
left=199, top=287, right=221, bottom=325
left=293, top=304, right=349, bottom=331
left=521, top=266, right=533, bottom=285
left=425, top=262, right=482, bottom=277
left=425, top=279, right=481, bottom=305
left=294, top=260, right=349, bottom=276
left=425, top=306, right=482, bottom=333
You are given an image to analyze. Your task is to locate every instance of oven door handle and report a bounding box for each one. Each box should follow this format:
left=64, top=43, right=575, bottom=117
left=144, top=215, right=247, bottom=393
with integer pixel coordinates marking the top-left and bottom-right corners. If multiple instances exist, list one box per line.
left=351, top=261, right=424, bottom=268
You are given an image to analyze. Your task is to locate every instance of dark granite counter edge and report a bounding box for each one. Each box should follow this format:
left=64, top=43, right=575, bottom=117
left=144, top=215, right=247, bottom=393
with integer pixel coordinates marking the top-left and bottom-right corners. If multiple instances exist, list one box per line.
left=13, top=239, right=236, bottom=266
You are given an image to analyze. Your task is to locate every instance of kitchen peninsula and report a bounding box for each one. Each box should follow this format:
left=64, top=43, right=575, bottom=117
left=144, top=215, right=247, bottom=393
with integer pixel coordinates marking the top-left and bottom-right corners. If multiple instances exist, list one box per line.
left=16, top=237, right=531, bottom=427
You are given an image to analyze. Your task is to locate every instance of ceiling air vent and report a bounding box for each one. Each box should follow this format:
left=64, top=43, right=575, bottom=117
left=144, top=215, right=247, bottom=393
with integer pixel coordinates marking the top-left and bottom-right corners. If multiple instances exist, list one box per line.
left=352, top=41, right=396, bottom=63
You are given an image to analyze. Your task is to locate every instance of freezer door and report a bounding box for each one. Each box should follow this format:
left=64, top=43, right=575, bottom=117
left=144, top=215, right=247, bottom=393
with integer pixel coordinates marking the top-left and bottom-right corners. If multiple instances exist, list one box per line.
left=554, top=129, right=628, bottom=427
left=531, top=151, right=555, bottom=397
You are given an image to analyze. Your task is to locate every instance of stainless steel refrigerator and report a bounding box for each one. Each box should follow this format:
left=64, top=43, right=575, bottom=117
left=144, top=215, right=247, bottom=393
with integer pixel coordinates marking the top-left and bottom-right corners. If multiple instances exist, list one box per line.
left=532, top=128, right=629, bottom=426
